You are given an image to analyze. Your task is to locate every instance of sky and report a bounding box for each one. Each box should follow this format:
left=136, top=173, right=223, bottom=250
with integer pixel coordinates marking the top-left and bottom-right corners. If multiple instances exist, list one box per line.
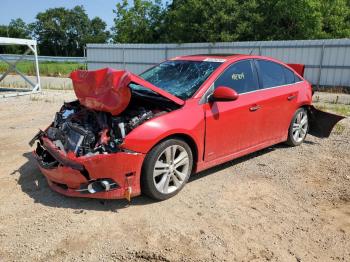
left=1, top=0, right=123, bottom=28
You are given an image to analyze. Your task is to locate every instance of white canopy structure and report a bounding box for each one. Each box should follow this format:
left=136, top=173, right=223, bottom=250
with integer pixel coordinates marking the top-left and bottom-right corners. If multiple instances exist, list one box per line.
left=0, top=37, right=41, bottom=98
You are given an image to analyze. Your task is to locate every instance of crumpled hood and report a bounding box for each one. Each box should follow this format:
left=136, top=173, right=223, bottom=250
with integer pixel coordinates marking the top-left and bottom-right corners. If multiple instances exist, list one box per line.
left=70, top=68, right=184, bottom=115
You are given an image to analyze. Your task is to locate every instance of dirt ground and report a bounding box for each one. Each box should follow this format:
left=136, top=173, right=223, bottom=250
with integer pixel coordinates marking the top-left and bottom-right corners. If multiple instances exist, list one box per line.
left=0, top=90, right=349, bottom=262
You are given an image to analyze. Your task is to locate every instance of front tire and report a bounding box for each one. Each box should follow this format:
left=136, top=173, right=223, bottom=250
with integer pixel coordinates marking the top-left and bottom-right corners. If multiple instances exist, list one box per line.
left=141, top=139, right=193, bottom=201
left=286, top=107, right=309, bottom=146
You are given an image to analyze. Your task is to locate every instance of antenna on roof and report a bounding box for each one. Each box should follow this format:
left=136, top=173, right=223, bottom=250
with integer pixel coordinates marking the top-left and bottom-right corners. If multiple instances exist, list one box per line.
left=249, top=48, right=254, bottom=55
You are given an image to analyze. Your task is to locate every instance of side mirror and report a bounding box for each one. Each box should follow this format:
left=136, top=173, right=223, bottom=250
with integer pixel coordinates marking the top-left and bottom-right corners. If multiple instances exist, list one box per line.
left=209, top=86, right=239, bottom=102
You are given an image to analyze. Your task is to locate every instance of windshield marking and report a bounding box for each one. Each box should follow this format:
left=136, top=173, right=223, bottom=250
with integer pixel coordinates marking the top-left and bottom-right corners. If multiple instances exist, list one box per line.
left=204, top=58, right=227, bottom=63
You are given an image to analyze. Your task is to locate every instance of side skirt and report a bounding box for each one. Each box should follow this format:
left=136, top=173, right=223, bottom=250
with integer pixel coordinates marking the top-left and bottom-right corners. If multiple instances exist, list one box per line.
left=195, top=137, right=286, bottom=173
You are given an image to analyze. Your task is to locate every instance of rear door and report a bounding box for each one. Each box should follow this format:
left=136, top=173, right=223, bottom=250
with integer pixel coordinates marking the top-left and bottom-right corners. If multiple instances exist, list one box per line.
left=254, top=59, right=302, bottom=142
left=204, top=60, right=263, bottom=161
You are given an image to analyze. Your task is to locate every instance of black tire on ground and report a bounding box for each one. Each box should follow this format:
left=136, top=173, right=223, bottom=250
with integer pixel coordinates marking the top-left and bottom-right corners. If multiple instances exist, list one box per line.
left=286, top=107, right=309, bottom=146
left=141, top=138, right=193, bottom=201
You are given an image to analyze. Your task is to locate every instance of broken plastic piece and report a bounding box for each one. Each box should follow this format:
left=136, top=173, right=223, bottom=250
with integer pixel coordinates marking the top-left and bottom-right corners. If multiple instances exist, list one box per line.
left=29, top=130, right=45, bottom=147
left=124, top=174, right=134, bottom=202
left=99, top=129, right=109, bottom=145
left=62, top=109, right=75, bottom=119
left=308, top=106, right=345, bottom=138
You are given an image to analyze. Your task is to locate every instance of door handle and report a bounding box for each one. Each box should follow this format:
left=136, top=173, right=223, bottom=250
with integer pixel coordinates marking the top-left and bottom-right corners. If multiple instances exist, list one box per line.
left=287, top=95, right=296, bottom=101
left=249, top=105, right=261, bottom=112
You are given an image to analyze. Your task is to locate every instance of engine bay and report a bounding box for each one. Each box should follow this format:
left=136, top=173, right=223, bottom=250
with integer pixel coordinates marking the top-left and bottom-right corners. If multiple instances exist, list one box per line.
left=30, top=68, right=184, bottom=158
left=42, top=94, right=174, bottom=157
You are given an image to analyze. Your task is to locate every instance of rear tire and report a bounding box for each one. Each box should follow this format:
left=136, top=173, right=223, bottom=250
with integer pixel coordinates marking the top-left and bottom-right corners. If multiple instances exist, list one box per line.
left=286, top=107, right=309, bottom=146
left=141, top=139, right=193, bottom=201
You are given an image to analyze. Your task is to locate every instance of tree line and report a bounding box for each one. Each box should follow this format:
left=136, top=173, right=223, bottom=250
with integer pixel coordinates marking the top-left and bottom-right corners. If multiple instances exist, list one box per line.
left=0, top=6, right=109, bottom=56
left=1, top=0, right=349, bottom=57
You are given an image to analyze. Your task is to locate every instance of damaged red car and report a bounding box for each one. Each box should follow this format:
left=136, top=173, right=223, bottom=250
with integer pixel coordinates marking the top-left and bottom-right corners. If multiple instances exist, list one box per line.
left=30, top=54, right=344, bottom=201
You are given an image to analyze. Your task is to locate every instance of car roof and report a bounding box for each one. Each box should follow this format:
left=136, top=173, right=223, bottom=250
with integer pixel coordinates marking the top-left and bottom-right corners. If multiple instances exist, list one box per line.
left=171, top=54, right=292, bottom=67
left=171, top=54, right=244, bottom=62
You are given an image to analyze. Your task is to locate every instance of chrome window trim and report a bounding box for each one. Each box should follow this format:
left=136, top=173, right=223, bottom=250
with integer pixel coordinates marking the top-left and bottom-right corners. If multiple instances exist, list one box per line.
left=200, top=78, right=304, bottom=104
left=236, top=80, right=304, bottom=96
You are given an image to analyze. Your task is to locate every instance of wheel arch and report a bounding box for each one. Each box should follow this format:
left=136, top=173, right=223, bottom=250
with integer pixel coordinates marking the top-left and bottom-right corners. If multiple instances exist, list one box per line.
left=141, top=133, right=199, bottom=174
left=300, top=104, right=314, bottom=121
left=290, top=105, right=310, bottom=125
left=286, top=103, right=311, bottom=125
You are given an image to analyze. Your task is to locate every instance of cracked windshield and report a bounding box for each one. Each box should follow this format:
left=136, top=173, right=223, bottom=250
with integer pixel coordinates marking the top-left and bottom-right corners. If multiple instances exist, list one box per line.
left=133, top=60, right=222, bottom=99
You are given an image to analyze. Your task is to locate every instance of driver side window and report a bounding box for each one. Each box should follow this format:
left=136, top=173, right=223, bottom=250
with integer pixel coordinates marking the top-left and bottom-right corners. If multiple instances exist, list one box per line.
left=214, top=60, right=259, bottom=94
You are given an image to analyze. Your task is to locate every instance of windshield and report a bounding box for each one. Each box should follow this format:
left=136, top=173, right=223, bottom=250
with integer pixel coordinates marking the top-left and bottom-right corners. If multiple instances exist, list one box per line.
left=130, top=60, right=221, bottom=100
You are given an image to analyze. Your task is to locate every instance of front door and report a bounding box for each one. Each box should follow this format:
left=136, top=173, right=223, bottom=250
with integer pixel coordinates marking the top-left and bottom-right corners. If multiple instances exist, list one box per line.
left=204, top=60, right=263, bottom=161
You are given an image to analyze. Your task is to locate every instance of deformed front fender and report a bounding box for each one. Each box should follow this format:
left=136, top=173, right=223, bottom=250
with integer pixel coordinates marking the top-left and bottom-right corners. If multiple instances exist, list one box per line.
left=308, top=105, right=345, bottom=138
left=120, top=100, right=205, bottom=155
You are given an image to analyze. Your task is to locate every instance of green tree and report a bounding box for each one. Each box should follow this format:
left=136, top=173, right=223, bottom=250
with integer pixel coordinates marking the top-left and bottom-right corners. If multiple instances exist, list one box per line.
left=112, top=0, right=350, bottom=43
left=0, top=18, right=31, bottom=53
left=319, top=0, right=350, bottom=38
left=0, top=25, right=9, bottom=53
left=255, top=0, right=323, bottom=40
left=32, top=7, right=73, bottom=56
left=2, top=0, right=349, bottom=57
left=66, top=6, right=91, bottom=56
left=0, top=25, right=9, bottom=38
left=164, top=0, right=324, bottom=42
left=84, top=17, right=110, bottom=44
left=32, top=6, right=109, bottom=56
left=7, top=18, right=31, bottom=39
left=112, top=0, right=165, bottom=43
left=163, top=0, right=262, bottom=42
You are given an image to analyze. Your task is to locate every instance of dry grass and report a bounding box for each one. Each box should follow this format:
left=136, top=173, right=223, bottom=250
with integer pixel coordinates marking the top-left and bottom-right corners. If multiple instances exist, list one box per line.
left=315, top=103, right=350, bottom=116
left=333, top=123, right=346, bottom=135
left=312, top=86, right=350, bottom=94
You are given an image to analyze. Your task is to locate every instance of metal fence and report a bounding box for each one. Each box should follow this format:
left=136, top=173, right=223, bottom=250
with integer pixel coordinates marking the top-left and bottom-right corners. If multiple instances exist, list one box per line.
left=87, top=39, right=350, bottom=87
left=0, top=54, right=86, bottom=63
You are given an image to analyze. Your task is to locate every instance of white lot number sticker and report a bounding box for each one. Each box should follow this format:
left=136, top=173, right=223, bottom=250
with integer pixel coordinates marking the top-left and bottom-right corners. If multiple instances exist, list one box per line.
left=232, top=72, right=245, bottom=80
left=204, top=58, right=226, bottom=63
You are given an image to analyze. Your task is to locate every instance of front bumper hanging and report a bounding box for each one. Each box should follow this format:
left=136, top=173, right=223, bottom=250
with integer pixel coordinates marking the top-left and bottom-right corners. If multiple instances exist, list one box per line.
left=32, top=135, right=145, bottom=200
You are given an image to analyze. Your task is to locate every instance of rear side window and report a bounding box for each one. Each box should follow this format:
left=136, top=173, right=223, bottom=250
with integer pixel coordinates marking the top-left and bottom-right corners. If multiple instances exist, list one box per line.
left=256, top=60, right=286, bottom=88
left=284, top=67, right=296, bottom=84
left=214, top=60, right=259, bottom=94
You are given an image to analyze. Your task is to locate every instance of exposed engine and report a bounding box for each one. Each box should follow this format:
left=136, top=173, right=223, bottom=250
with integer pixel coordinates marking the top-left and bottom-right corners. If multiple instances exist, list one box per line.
left=32, top=68, right=181, bottom=158
left=44, top=99, right=167, bottom=157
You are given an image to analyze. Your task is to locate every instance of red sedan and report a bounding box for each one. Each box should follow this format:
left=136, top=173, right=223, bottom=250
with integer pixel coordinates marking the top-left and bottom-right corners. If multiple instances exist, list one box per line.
left=31, top=54, right=343, bottom=201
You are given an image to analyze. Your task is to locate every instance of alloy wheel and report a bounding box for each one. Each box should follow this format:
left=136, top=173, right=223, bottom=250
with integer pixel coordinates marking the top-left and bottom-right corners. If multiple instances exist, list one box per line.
left=292, top=110, right=308, bottom=143
left=153, top=145, right=190, bottom=194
